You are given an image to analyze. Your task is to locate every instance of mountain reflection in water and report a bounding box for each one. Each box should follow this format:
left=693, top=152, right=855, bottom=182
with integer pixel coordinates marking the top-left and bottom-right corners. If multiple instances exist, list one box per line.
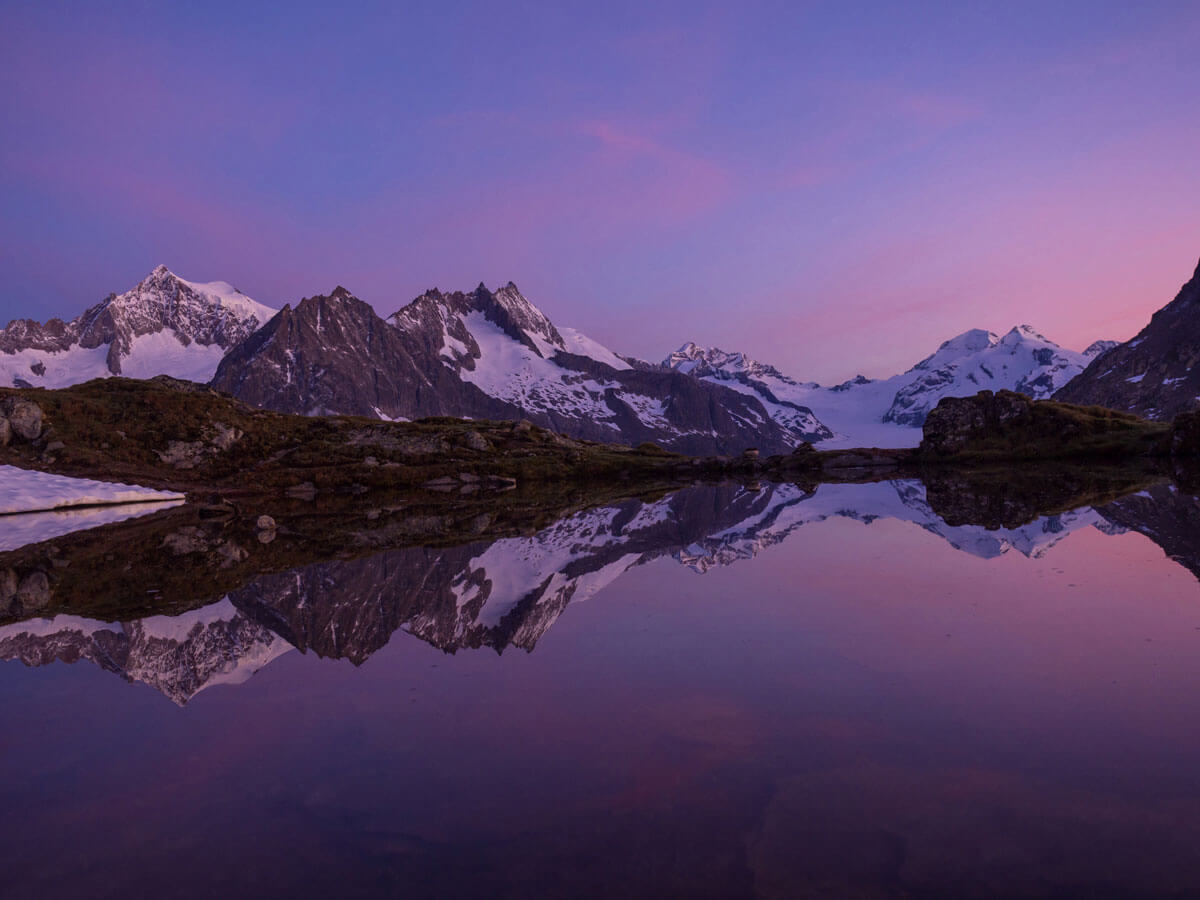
left=3, top=475, right=1200, bottom=898
left=2, top=477, right=1197, bottom=704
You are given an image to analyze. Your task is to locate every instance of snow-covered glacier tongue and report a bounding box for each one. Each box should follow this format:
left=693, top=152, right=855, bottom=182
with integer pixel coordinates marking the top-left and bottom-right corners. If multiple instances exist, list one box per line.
left=0, top=265, right=276, bottom=389
left=665, top=325, right=1109, bottom=448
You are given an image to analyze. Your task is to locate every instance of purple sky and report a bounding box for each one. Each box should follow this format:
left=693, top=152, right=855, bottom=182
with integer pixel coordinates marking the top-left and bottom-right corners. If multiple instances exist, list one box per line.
left=2, top=0, right=1198, bottom=382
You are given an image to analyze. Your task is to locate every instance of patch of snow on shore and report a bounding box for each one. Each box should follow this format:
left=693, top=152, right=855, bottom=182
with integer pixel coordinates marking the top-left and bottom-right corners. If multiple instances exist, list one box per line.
left=0, top=466, right=184, bottom=515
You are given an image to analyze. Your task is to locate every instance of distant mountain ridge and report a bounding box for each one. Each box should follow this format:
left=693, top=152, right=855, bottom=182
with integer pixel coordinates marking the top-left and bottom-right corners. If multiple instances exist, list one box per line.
left=0, top=264, right=1141, bottom=451
left=0, top=478, right=1161, bottom=704
left=666, top=324, right=1109, bottom=446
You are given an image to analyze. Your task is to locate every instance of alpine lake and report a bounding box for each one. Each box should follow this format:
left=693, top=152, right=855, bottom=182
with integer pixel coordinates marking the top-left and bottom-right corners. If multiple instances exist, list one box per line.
left=3, top=464, right=1200, bottom=899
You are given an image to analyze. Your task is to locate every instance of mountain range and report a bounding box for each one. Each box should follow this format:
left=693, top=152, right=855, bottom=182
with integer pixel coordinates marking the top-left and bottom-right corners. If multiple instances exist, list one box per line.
left=666, top=328, right=1115, bottom=447
left=10, top=477, right=1199, bottom=705
left=6, top=256, right=1200, bottom=448
left=209, top=281, right=811, bottom=454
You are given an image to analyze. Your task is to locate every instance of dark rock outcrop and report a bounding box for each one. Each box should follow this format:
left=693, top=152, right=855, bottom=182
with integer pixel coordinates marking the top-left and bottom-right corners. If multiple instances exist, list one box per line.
left=1169, top=410, right=1200, bottom=457
left=921, top=390, right=1036, bottom=456
left=920, top=390, right=1167, bottom=460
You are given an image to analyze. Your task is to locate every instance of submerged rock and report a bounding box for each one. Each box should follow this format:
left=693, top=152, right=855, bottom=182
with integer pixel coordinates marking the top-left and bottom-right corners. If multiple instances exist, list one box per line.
left=15, top=571, right=50, bottom=611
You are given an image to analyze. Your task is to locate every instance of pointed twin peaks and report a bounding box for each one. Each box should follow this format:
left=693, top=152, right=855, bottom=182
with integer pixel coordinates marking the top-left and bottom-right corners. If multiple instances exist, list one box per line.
left=214, top=278, right=822, bottom=453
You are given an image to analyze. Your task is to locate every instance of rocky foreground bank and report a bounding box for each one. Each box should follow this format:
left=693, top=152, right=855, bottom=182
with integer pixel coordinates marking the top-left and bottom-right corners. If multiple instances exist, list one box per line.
left=3, top=380, right=1199, bottom=509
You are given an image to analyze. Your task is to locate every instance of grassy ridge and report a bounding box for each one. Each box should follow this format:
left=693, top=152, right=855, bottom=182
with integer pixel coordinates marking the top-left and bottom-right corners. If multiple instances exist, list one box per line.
left=919, top=390, right=1171, bottom=462
left=0, top=377, right=714, bottom=496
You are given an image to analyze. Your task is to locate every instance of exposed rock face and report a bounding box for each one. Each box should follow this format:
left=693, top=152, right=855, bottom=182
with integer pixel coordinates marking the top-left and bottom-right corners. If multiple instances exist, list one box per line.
left=1170, top=411, right=1200, bottom=457
left=214, top=283, right=797, bottom=455
left=921, top=390, right=1035, bottom=456
left=212, top=287, right=513, bottom=421
left=920, top=390, right=1166, bottom=459
left=0, top=265, right=275, bottom=388
left=1056, top=257, right=1200, bottom=419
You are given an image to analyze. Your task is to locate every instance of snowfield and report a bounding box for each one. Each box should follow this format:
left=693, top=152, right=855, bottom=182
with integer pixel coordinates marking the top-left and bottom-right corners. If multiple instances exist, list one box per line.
left=0, top=466, right=184, bottom=550
left=0, top=500, right=186, bottom=552
left=0, top=466, right=184, bottom=515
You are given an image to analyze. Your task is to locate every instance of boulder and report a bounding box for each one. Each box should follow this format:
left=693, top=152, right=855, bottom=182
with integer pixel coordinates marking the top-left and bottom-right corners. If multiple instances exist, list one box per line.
left=3, top=398, right=43, bottom=441
left=210, top=422, right=244, bottom=451
left=0, top=416, right=10, bottom=448
left=922, top=390, right=1034, bottom=456
left=463, top=430, right=491, bottom=452
left=15, top=571, right=51, bottom=611
left=155, top=440, right=207, bottom=469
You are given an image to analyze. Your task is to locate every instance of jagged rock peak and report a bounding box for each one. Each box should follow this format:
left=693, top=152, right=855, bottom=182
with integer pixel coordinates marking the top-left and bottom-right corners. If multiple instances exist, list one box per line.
left=487, top=281, right=563, bottom=350
left=388, top=281, right=566, bottom=358
left=663, top=342, right=796, bottom=384
left=1084, top=340, right=1119, bottom=358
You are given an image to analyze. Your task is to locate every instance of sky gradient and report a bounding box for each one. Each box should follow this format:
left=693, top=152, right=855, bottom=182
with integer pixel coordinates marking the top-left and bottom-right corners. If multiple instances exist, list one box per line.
left=2, top=0, right=1198, bottom=382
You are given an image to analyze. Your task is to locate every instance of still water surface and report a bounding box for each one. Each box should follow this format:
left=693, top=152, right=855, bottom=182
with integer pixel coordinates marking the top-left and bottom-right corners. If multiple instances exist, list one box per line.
left=3, top=479, right=1200, bottom=898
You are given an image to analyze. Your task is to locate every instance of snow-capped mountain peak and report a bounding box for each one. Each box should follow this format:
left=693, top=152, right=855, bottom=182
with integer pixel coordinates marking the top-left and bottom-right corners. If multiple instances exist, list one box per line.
left=666, top=325, right=1114, bottom=447
left=661, top=343, right=832, bottom=440
left=911, top=328, right=997, bottom=372
left=0, top=266, right=276, bottom=388
left=997, top=324, right=1049, bottom=346
left=883, top=324, right=1090, bottom=425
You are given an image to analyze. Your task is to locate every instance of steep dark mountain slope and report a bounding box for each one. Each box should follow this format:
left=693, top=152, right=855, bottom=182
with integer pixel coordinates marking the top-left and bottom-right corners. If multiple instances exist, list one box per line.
left=1056, top=257, right=1200, bottom=418
left=214, top=283, right=803, bottom=454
